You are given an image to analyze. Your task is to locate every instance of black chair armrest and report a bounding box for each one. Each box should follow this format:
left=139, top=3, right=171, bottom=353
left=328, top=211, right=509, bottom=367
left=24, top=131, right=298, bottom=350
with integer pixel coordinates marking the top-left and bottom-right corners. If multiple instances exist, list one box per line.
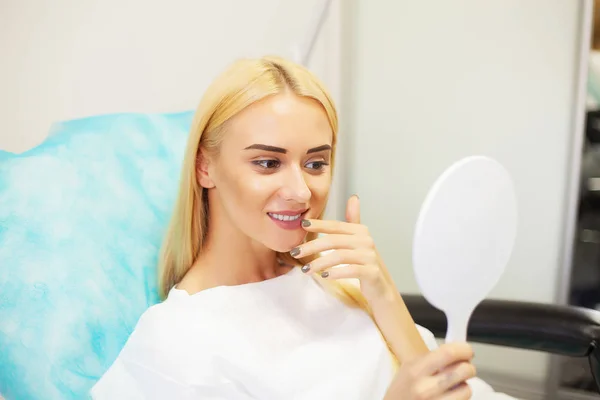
left=403, top=295, right=600, bottom=394
left=403, top=294, right=600, bottom=357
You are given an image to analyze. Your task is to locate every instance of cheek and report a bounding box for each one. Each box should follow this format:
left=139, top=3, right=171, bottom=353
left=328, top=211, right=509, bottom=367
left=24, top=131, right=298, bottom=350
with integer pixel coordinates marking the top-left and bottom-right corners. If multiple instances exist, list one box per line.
left=247, top=176, right=270, bottom=193
left=226, top=173, right=276, bottom=211
left=308, top=177, right=331, bottom=205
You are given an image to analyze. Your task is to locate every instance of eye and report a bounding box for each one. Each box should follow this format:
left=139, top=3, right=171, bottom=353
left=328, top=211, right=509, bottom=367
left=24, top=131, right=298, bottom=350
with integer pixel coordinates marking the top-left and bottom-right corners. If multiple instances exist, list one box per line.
left=253, top=159, right=281, bottom=169
left=306, top=161, right=329, bottom=171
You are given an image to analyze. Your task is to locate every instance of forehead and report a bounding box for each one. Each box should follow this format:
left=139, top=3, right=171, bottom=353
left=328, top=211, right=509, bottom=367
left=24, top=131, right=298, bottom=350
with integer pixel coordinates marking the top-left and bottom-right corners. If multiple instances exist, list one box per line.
left=224, top=93, right=333, bottom=148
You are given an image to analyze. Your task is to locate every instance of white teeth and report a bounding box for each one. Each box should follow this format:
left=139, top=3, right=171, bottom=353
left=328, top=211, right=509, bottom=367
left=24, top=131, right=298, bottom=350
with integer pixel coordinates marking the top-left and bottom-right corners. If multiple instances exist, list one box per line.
left=269, top=213, right=302, bottom=221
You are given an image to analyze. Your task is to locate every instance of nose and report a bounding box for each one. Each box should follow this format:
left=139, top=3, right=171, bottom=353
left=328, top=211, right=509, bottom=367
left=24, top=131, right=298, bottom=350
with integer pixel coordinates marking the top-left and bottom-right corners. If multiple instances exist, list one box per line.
left=279, top=165, right=311, bottom=203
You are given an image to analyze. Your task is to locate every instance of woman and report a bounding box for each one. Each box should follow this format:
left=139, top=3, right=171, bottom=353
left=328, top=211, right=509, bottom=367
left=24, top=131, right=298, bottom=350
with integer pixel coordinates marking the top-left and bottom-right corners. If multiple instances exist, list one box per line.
left=91, top=56, right=514, bottom=399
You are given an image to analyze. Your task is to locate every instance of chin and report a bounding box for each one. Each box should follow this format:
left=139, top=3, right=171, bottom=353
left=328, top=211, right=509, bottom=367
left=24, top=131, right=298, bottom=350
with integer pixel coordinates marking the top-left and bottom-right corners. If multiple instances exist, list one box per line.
left=266, top=232, right=307, bottom=253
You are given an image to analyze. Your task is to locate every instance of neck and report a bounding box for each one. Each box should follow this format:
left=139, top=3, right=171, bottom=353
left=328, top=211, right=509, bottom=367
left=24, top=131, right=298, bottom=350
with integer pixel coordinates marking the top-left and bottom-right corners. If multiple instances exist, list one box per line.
left=183, top=198, right=286, bottom=292
left=199, top=229, right=282, bottom=285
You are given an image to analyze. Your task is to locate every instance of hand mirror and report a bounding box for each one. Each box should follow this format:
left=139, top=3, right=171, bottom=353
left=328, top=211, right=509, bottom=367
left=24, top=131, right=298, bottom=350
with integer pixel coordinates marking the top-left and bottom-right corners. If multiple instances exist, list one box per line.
left=412, top=156, right=518, bottom=342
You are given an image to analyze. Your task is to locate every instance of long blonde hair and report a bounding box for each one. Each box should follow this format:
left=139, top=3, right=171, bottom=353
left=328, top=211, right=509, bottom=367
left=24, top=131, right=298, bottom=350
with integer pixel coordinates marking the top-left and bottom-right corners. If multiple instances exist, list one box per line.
left=158, top=55, right=397, bottom=365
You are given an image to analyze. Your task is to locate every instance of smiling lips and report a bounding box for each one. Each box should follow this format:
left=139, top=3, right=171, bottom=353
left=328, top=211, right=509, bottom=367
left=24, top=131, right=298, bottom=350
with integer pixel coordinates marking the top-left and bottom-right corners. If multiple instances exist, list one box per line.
left=267, top=210, right=307, bottom=230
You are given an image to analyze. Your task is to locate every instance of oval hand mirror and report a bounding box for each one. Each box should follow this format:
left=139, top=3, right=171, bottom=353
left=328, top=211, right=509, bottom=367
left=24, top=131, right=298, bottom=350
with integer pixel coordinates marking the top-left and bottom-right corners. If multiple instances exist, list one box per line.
left=412, top=156, right=518, bottom=343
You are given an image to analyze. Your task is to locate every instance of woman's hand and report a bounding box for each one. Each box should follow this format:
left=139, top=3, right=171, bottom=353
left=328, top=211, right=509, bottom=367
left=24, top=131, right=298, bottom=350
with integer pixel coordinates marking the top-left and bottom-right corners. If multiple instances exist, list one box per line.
left=384, top=342, right=476, bottom=400
left=291, top=195, right=399, bottom=304
left=290, top=194, right=431, bottom=362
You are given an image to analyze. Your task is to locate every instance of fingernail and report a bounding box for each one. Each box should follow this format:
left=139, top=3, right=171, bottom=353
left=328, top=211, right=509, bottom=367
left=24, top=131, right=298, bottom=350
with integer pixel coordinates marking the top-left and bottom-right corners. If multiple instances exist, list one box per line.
left=290, top=247, right=301, bottom=257
left=301, top=219, right=311, bottom=227
left=321, top=271, right=329, bottom=278
left=353, top=194, right=359, bottom=200
left=301, top=264, right=311, bottom=273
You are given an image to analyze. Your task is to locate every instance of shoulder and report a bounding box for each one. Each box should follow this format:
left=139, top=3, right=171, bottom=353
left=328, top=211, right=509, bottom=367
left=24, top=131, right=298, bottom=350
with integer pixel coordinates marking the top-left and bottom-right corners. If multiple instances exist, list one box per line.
left=91, top=296, right=220, bottom=398
left=118, top=292, right=217, bottom=365
left=120, top=297, right=186, bottom=353
left=90, top=300, right=190, bottom=398
left=107, top=298, right=193, bottom=372
left=96, top=296, right=200, bottom=373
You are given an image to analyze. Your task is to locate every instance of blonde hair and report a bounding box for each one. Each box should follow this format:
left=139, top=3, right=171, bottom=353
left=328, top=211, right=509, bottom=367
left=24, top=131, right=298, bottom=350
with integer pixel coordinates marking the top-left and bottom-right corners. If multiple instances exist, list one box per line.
left=158, top=55, right=397, bottom=365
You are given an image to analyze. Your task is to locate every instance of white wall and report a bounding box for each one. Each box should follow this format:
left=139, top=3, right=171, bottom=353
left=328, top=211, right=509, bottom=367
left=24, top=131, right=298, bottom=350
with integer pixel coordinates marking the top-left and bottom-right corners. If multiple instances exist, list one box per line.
left=0, top=0, right=340, bottom=152
left=2, top=0, right=592, bottom=394
left=343, top=0, right=588, bottom=389
left=0, top=0, right=345, bottom=218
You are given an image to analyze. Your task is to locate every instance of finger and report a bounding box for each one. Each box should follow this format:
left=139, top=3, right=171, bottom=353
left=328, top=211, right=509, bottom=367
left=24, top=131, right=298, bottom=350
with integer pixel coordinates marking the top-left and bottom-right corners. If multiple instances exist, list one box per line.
left=430, top=362, right=476, bottom=395
left=301, top=218, right=368, bottom=235
left=414, top=362, right=475, bottom=399
left=345, top=194, right=360, bottom=224
left=436, top=382, right=472, bottom=400
left=317, top=264, right=379, bottom=280
left=414, top=343, right=474, bottom=377
left=409, top=361, right=476, bottom=399
left=302, top=249, right=376, bottom=275
left=290, top=234, right=374, bottom=259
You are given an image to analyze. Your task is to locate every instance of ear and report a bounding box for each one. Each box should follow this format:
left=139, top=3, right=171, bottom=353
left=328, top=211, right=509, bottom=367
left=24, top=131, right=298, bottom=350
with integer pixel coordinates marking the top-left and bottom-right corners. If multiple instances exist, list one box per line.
left=196, top=149, right=216, bottom=189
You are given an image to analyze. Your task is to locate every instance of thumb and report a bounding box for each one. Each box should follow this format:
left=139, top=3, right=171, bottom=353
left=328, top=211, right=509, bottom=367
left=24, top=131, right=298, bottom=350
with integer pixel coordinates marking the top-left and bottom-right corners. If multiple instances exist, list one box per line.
left=345, top=194, right=361, bottom=224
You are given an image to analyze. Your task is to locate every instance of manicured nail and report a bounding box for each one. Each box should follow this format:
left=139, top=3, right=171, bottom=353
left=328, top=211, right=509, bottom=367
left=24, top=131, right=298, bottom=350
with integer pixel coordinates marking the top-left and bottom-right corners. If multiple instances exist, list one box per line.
left=301, top=264, right=311, bottom=273
left=290, top=247, right=301, bottom=257
left=301, top=219, right=311, bottom=228
left=321, top=271, right=329, bottom=278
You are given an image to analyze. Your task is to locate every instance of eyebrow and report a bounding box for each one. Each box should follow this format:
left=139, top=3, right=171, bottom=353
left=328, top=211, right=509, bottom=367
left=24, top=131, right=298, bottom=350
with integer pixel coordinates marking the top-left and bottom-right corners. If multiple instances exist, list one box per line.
left=244, top=144, right=332, bottom=154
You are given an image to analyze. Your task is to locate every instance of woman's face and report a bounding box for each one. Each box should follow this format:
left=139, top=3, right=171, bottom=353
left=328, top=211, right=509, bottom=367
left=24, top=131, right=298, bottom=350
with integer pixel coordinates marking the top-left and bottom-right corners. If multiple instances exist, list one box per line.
left=201, top=92, right=333, bottom=252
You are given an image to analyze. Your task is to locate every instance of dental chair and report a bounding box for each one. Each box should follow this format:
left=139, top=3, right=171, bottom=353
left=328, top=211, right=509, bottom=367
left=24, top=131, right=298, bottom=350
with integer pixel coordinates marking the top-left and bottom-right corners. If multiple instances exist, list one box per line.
left=404, top=295, right=600, bottom=396
left=1, top=111, right=600, bottom=400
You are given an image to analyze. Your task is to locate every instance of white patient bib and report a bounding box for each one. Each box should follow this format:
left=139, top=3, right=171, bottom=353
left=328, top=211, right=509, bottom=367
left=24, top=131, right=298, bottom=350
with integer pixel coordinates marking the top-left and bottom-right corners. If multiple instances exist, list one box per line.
left=91, top=267, right=515, bottom=400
